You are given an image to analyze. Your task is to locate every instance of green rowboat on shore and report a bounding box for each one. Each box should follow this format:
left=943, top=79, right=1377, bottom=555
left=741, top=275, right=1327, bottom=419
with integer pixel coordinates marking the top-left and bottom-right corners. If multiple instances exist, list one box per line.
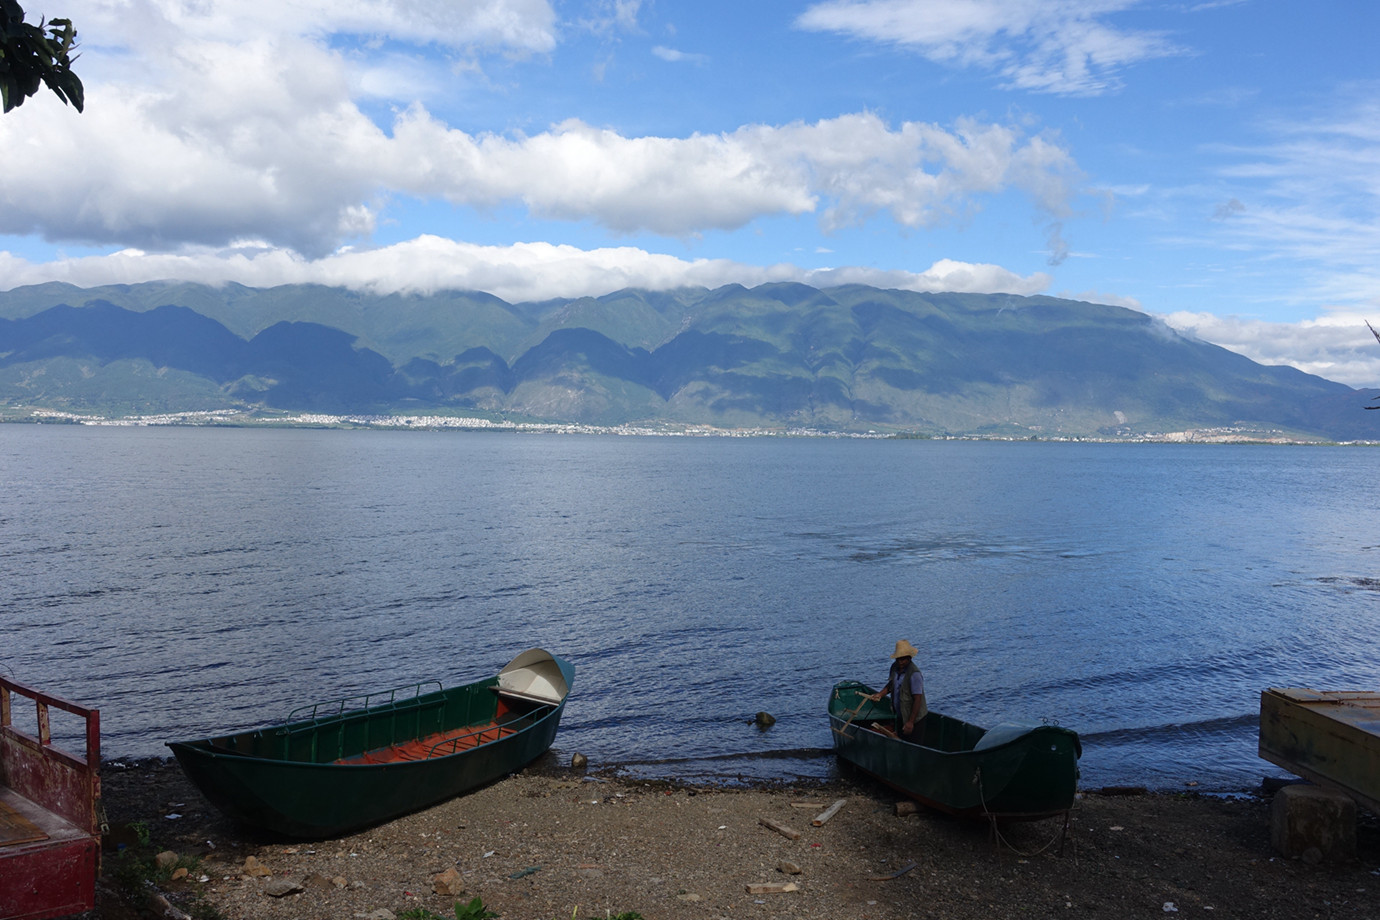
left=829, top=680, right=1080, bottom=820
left=168, top=649, right=573, bottom=838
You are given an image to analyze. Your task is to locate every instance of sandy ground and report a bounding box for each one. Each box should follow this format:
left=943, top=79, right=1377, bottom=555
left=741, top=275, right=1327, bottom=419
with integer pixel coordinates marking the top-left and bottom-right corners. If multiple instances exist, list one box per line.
left=89, top=757, right=1380, bottom=920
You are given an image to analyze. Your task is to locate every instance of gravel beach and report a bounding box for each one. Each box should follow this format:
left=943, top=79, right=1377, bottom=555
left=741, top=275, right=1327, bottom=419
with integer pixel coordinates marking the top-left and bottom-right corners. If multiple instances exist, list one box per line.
left=89, top=758, right=1380, bottom=920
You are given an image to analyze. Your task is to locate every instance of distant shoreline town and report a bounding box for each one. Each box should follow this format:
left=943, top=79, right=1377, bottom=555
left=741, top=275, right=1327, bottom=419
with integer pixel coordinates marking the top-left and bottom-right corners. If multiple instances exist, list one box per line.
left=11, top=408, right=1372, bottom=445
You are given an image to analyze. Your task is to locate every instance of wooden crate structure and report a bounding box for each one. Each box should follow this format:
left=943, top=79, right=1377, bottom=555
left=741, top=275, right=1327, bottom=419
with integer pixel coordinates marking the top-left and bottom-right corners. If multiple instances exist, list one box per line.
left=1259, top=688, right=1380, bottom=815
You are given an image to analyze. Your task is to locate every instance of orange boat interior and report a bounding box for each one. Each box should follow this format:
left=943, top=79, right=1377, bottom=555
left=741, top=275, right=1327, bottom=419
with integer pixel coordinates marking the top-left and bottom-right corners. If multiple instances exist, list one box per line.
left=334, top=696, right=522, bottom=765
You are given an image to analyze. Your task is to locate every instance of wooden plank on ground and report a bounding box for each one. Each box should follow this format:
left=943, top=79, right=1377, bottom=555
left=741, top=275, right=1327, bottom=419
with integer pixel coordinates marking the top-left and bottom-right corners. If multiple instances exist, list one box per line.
left=812, top=798, right=847, bottom=826
left=758, top=817, right=801, bottom=840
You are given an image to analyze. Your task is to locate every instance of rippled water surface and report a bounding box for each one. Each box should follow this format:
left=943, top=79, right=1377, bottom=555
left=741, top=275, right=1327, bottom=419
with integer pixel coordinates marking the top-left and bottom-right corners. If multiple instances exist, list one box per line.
left=4, top=425, right=1379, bottom=791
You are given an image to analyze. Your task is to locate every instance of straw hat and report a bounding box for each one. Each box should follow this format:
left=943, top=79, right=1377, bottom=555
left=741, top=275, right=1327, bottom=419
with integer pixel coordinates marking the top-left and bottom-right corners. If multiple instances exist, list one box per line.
left=891, top=639, right=919, bottom=659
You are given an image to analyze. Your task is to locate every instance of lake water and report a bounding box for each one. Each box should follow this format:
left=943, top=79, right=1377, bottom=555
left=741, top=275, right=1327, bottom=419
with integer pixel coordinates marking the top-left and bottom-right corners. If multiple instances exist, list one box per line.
left=3, top=425, right=1378, bottom=792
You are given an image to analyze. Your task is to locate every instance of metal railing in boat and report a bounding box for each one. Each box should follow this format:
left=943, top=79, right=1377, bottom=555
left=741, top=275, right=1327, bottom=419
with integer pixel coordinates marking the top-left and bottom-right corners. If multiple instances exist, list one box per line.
left=276, top=681, right=449, bottom=763
left=422, top=709, right=549, bottom=759
left=285, top=681, right=445, bottom=723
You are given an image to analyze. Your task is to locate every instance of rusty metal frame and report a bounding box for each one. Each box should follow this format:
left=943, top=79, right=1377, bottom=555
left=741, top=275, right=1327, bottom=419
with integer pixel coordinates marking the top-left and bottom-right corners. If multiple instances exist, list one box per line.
left=1, top=676, right=102, bottom=920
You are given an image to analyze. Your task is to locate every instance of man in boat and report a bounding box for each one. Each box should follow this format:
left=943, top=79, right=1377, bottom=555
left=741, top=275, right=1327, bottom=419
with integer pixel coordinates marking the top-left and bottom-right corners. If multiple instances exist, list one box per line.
left=869, top=639, right=927, bottom=742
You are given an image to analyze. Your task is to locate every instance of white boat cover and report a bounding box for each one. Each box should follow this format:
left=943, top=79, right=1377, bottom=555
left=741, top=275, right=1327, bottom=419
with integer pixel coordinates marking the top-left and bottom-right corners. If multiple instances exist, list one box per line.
left=972, top=720, right=1042, bottom=751
left=497, top=648, right=569, bottom=706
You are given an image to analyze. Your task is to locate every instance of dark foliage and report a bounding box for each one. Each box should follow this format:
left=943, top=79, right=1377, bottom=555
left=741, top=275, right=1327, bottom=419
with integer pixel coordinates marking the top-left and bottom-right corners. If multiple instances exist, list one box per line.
left=1, top=0, right=83, bottom=113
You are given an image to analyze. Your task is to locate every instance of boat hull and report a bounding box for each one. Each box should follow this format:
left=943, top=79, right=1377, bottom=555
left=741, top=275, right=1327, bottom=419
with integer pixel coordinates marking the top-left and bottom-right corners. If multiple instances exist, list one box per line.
left=829, top=680, right=1080, bottom=819
left=169, top=651, right=573, bottom=838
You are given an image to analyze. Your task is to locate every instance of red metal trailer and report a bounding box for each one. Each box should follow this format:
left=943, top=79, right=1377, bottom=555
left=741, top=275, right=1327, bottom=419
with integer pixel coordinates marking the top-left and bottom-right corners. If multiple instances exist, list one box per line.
left=0, top=677, right=102, bottom=920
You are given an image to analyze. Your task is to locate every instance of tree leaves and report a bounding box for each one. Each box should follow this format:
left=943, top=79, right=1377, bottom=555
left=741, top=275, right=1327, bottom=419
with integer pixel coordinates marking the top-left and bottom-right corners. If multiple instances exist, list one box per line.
left=0, top=0, right=84, bottom=114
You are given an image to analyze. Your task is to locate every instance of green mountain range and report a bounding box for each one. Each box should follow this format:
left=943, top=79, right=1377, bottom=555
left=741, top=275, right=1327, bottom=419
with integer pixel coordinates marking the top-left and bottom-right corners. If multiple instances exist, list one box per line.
left=1, top=281, right=1376, bottom=440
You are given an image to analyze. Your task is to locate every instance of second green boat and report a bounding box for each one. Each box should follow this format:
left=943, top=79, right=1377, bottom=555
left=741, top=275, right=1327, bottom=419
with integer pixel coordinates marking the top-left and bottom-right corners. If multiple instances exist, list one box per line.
left=829, top=679, right=1081, bottom=820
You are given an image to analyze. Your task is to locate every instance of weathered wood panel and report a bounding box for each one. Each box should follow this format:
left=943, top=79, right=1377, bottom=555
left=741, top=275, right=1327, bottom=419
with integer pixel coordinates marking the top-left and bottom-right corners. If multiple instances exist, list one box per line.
left=1259, top=688, right=1380, bottom=815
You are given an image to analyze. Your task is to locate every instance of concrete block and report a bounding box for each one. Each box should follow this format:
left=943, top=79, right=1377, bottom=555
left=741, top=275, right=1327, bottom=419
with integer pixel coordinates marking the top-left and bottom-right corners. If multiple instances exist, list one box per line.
left=1270, top=783, right=1356, bottom=861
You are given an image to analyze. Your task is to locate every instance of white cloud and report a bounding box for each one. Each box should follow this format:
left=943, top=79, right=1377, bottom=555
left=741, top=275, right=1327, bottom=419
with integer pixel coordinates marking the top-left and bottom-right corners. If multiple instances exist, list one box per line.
left=381, top=110, right=1081, bottom=237
left=795, top=0, right=1180, bottom=95
left=578, top=0, right=644, bottom=35
left=0, top=237, right=1051, bottom=304
left=652, top=46, right=708, bottom=64
left=0, top=39, right=390, bottom=257
left=1, top=1, right=1086, bottom=269
left=1, top=46, right=1082, bottom=255
left=1, top=2, right=567, bottom=258
left=1065, top=289, right=1143, bottom=310
left=795, top=258, right=1051, bottom=296
left=1161, top=310, right=1380, bottom=388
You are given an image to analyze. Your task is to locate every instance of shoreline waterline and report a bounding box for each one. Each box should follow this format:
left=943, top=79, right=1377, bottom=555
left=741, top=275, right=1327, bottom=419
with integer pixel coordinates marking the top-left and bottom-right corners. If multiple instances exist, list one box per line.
left=6, top=408, right=1372, bottom=443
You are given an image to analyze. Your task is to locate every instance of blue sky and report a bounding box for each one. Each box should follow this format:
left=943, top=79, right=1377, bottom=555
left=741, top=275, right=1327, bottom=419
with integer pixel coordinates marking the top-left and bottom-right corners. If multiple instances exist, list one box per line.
left=3, top=1, right=1378, bottom=385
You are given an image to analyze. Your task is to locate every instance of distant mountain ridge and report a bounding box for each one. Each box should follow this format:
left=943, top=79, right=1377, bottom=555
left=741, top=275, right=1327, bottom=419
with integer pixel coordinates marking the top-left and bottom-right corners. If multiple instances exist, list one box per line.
left=2, top=281, right=1377, bottom=440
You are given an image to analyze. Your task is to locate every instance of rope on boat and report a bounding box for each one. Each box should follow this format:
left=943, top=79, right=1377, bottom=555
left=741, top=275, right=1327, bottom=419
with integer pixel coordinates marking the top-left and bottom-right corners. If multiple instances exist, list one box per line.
left=975, top=766, right=1073, bottom=859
